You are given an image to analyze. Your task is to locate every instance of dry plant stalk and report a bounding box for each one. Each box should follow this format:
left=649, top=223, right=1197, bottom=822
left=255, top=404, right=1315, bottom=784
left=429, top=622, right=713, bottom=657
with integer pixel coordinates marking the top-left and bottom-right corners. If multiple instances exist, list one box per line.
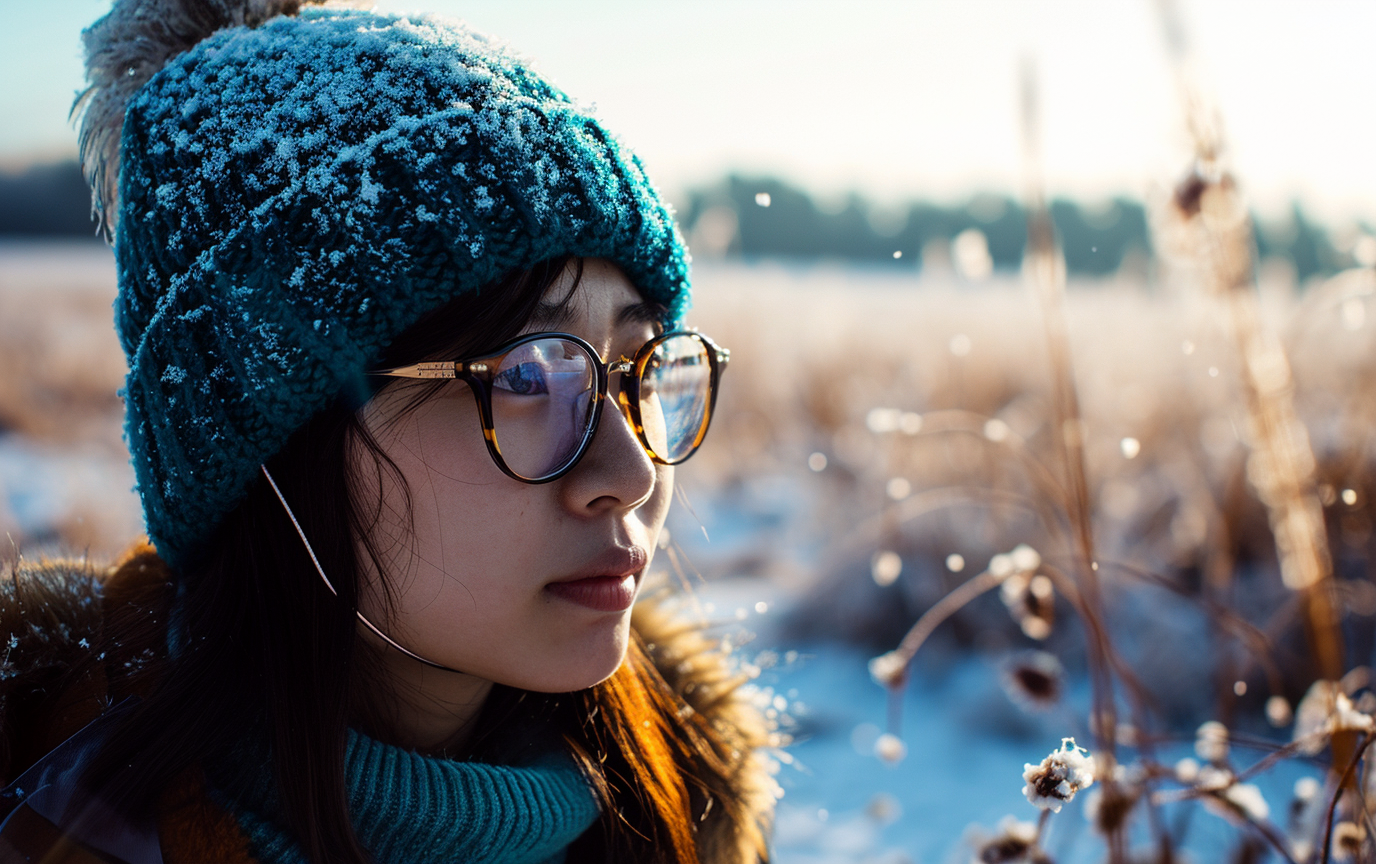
left=1018, top=60, right=1120, bottom=773
left=1153, top=2, right=1357, bottom=827
left=1154, top=0, right=1342, bottom=684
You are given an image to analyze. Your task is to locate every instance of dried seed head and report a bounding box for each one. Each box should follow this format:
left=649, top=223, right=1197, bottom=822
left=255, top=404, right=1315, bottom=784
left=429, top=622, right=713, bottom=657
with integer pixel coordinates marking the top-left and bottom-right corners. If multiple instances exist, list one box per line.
left=970, top=816, right=1049, bottom=864
left=991, top=553, right=1016, bottom=580
left=999, top=559, right=1054, bottom=641
left=1205, top=781, right=1265, bottom=825
left=1293, top=776, right=1321, bottom=803
left=1022, top=738, right=1095, bottom=813
left=1294, top=680, right=1375, bottom=755
left=874, top=733, right=907, bottom=765
left=868, top=650, right=908, bottom=689
left=1000, top=650, right=1064, bottom=712
left=1287, top=777, right=1324, bottom=863
left=1265, top=695, right=1293, bottom=728
left=1194, top=720, right=1230, bottom=763
left=1198, top=774, right=1270, bottom=826
left=871, top=550, right=903, bottom=586
left=1196, top=765, right=1234, bottom=792
left=1174, top=757, right=1200, bottom=784
left=1113, top=723, right=1139, bottom=747
left=1010, top=544, right=1041, bottom=572
left=1333, top=821, right=1366, bottom=862
left=1157, top=162, right=1252, bottom=295
left=1173, top=169, right=1208, bottom=217
left=865, top=792, right=902, bottom=825
left=1082, top=780, right=1139, bottom=836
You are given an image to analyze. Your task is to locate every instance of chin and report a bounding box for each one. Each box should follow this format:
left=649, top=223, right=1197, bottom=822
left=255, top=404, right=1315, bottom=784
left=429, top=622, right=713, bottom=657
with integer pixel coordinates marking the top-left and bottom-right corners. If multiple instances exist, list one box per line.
left=513, top=615, right=632, bottom=693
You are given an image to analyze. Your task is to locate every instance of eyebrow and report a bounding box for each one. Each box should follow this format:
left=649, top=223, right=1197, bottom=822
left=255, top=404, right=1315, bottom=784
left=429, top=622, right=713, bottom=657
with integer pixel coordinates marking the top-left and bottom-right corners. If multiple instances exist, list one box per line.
left=527, top=299, right=666, bottom=332
left=616, top=301, right=666, bottom=330
left=528, top=301, right=577, bottom=331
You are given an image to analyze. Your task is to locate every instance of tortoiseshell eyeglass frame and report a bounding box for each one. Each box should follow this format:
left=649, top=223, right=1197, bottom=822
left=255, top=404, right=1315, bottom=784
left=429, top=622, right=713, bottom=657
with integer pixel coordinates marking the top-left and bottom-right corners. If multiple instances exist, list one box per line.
left=367, top=329, right=730, bottom=484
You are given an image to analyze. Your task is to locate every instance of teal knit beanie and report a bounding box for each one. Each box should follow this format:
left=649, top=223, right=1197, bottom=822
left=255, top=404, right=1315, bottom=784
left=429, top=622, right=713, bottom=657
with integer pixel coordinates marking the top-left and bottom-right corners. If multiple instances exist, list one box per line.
left=75, top=1, right=691, bottom=567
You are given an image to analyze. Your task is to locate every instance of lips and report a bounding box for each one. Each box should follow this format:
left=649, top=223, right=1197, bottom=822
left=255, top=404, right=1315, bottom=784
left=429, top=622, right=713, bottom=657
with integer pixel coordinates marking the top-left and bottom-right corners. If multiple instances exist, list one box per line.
left=545, top=545, right=647, bottom=612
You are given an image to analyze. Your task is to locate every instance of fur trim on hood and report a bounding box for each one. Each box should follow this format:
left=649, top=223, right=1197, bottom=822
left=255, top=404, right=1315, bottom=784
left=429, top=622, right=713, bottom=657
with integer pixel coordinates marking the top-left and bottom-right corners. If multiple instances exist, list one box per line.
left=0, top=547, right=171, bottom=783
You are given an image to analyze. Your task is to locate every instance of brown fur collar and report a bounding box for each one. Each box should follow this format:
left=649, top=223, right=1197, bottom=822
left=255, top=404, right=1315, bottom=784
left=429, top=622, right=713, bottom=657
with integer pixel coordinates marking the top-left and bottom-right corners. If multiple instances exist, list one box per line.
left=0, top=545, right=171, bottom=783
left=0, top=545, right=776, bottom=862
left=632, top=597, right=779, bottom=863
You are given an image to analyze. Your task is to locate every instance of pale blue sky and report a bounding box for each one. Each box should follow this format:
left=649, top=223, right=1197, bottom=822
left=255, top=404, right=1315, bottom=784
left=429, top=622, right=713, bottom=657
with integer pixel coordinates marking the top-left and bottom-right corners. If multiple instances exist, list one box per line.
left=4, top=1, right=1374, bottom=220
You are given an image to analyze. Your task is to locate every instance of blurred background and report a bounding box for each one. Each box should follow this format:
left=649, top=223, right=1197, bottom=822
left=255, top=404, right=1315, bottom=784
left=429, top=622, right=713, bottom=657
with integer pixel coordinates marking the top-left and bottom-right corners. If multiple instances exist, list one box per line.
left=4, top=2, right=1376, bottom=862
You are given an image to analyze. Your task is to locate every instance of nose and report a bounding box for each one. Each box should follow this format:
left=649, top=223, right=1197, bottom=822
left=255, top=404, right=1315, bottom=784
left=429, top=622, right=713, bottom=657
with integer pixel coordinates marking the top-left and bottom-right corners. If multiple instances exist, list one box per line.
left=559, top=390, right=657, bottom=515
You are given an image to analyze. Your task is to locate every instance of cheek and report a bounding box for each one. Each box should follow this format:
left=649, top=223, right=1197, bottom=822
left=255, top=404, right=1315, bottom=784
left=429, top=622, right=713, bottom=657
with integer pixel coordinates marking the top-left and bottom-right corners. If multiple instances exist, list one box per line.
left=365, top=393, right=519, bottom=592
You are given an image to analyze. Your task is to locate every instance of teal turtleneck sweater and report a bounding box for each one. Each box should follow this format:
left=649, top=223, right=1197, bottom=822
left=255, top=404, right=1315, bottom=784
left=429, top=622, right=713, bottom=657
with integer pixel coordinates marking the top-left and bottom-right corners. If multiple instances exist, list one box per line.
left=220, top=729, right=602, bottom=864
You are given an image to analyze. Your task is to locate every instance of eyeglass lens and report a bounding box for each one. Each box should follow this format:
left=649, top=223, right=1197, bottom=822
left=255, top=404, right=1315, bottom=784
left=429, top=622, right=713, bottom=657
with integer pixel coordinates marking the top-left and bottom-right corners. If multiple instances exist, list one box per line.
left=639, top=334, right=711, bottom=463
left=489, top=338, right=598, bottom=479
left=486, top=333, right=713, bottom=480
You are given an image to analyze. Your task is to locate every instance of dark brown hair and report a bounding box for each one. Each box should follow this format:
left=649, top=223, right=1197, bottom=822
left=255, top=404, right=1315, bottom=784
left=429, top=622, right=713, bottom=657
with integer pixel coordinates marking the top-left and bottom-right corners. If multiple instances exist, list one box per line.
left=81, top=259, right=755, bottom=863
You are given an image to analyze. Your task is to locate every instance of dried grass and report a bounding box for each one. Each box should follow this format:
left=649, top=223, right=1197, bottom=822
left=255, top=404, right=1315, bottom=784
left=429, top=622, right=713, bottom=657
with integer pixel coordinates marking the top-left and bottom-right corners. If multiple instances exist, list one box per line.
left=0, top=240, right=137, bottom=558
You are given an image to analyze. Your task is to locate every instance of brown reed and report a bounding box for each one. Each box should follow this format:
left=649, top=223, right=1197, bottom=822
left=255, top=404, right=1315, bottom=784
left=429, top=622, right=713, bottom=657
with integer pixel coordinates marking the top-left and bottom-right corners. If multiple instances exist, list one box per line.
left=1153, top=0, right=1347, bottom=774
left=1160, top=0, right=1341, bottom=642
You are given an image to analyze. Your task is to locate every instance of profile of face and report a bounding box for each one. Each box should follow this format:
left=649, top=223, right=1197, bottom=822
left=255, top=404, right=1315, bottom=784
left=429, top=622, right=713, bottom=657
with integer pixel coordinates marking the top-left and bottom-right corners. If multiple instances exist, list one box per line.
left=354, top=259, right=673, bottom=702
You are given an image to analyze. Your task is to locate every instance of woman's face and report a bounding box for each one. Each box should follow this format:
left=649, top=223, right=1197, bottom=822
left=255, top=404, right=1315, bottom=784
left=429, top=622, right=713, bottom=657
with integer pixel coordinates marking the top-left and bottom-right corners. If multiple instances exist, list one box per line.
left=355, top=259, right=672, bottom=694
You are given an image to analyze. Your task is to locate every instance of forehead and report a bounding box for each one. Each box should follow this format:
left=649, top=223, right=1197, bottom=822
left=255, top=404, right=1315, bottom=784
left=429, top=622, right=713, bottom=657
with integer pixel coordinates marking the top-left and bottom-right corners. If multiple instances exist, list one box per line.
left=526, top=259, right=654, bottom=337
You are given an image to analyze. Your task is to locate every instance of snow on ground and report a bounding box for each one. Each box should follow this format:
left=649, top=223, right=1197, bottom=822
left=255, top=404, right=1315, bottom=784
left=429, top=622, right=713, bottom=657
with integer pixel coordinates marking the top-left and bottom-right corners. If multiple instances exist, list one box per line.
left=679, top=491, right=1315, bottom=864
left=0, top=432, right=141, bottom=554
left=694, top=611, right=1316, bottom=863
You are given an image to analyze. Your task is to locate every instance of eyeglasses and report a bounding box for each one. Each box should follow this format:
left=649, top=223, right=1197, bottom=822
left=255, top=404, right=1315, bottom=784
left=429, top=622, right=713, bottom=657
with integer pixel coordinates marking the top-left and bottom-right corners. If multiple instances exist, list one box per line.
left=369, top=330, right=729, bottom=483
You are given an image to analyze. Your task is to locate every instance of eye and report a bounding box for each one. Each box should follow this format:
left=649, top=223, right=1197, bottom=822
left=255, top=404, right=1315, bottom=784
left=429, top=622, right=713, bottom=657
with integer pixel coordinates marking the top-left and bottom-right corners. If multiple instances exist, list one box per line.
left=493, top=362, right=548, bottom=395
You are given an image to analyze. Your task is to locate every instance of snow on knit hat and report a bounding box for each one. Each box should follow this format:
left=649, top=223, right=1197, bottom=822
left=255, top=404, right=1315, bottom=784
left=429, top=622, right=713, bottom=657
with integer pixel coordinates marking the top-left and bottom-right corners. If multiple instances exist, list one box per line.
left=75, top=0, right=691, bottom=567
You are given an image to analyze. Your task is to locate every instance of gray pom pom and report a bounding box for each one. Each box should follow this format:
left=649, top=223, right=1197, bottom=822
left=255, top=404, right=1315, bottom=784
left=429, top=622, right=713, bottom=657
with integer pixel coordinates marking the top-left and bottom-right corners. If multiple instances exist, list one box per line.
left=72, top=0, right=324, bottom=239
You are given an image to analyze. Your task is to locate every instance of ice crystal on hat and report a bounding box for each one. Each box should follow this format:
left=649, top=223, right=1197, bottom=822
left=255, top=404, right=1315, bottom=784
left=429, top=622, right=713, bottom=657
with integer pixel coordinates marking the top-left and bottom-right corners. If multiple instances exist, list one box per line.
left=1022, top=738, right=1095, bottom=813
left=74, top=0, right=331, bottom=237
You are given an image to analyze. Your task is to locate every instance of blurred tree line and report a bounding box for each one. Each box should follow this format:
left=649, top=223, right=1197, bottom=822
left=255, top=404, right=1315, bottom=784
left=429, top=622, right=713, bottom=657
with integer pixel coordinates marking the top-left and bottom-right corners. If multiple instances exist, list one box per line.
left=0, top=161, right=98, bottom=236
left=0, top=161, right=1361, bottom=283
left=682, top=175, right=1363, bottom=283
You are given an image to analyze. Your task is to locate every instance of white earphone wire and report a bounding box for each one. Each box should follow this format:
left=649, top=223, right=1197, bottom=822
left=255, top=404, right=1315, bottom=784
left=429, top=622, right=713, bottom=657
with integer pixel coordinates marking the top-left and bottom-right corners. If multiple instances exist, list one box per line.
left=260, top=463, right=459, bottom=673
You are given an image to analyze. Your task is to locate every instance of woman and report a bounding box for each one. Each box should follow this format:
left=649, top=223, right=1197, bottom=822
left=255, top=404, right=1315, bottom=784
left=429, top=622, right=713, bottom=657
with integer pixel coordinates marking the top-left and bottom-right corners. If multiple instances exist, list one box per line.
left=0, top=1, right=776, bottom=862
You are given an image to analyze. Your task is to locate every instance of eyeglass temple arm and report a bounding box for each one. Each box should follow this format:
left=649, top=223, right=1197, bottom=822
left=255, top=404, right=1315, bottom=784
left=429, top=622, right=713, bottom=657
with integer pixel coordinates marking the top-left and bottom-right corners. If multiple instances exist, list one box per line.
left=368, top=362, right=461, bottom=380
left=259, top=464, right=460, bottom=674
